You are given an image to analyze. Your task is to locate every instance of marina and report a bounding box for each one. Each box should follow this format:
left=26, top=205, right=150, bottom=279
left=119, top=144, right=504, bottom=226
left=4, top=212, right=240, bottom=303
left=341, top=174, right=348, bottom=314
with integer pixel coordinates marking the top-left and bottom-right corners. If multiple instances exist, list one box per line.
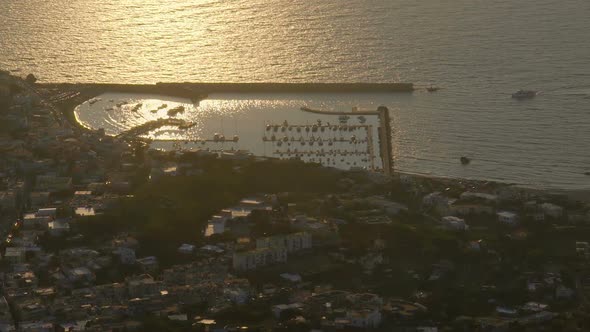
left=74, top=92, right=394, bottom=174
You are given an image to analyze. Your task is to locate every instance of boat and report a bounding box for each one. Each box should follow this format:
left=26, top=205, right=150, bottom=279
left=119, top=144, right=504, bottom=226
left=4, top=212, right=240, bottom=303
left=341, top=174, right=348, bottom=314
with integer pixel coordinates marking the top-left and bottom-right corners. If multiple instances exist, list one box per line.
left=460, top=156, right=471, bottom=165
left=512, top=90, right=537, bottom=99
left=426, top=86, right=440, bottom=92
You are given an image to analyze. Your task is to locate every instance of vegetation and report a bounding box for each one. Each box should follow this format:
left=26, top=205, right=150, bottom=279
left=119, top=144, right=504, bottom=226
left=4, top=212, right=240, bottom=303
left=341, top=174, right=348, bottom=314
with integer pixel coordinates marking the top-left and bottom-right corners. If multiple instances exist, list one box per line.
left=77, top=158, right=342, bottom=262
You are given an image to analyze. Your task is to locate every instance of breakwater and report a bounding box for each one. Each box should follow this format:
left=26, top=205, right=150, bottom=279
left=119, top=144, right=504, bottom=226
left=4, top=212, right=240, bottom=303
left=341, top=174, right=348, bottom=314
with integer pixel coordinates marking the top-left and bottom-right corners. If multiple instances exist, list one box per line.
left=40, top=82, right=414, bottom=98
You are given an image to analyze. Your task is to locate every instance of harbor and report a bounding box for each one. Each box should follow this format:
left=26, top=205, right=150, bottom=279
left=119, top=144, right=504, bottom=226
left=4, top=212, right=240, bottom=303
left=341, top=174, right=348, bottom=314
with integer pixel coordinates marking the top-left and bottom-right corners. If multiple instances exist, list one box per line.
left=72, top=91, right=395, bottom=174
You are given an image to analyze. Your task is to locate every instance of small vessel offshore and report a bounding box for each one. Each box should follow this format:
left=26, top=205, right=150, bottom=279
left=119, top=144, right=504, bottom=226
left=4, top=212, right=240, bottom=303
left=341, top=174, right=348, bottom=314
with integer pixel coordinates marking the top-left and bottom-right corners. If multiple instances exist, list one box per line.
left=427, top=86, right=440, bottom=92
left=460, top=156, right=471, bottom=165
left=512, top=90, right=537, bottom=99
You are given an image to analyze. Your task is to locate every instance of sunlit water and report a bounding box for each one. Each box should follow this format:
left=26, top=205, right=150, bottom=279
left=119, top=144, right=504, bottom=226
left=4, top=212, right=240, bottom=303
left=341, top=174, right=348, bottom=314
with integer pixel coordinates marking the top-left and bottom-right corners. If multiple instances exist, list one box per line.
left=2, top=0, right=590, bottom=190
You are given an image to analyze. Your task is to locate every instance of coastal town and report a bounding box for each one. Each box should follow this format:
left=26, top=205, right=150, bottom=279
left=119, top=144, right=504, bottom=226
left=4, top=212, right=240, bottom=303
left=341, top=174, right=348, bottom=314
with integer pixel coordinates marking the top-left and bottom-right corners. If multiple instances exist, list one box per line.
left=1, top=70, right=590, bottom=332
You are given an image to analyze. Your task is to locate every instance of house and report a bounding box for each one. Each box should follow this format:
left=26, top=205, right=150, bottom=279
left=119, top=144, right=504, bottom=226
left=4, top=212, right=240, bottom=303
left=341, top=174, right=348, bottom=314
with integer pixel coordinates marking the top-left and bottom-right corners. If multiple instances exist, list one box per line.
left=555, top=284, right=574, bottom=300
left=346, top=308, right=382, bottom=328
left=48, top=220, right=70, bottom=236
left=113, top=247, right=136, bottom=265
left=22, top=213, right=51, bottom=229
left=137, top=256, right=159, bottom=273
left=422, top=192, right=454, bottom=215
left=4, top=247, right=26, bottom=265
left=0, top=191, right=17, bottom=211
left=272, top=303, right=304, bottom=319
left=497, top=211, right=519, bottom=225
left=541, top=203, right=564, bottom=219
left=256, top=232, right=312, bottom=253
left=177, top=244, right=195, bottom=254
left=36, top=208, right=57, bottom=218
left=441, top=216, right=469, bottom=231
left=35, top=175, right=73, bottom=193
left=233, top=247, right=287, bottom=271
left=126, top=275, right=162, bottom=298
left=450, top=203, right=494, bottom=216
left=280, top=273, right=302, bottom=283
left=29, top=192, right=50, bottom=209
left=66, top=267, right=96, bottom=285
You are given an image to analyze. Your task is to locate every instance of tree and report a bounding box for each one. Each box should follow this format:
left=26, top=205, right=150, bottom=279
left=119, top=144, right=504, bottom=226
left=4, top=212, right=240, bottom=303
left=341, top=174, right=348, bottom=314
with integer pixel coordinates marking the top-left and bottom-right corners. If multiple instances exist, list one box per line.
left=25, top=73, right=37, bottom=84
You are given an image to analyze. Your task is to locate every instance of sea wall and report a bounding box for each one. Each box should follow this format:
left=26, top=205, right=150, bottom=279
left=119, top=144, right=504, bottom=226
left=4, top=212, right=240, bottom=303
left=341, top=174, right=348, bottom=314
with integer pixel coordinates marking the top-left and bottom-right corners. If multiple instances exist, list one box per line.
left=40, top=82, right=414, bottom=97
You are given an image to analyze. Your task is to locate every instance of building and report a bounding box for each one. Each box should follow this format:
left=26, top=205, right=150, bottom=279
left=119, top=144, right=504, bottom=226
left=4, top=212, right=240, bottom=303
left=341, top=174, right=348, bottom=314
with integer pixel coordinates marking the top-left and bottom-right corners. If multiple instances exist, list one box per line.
left=4, top=247, right=26, bottom=265
left=0, top=191, right=17, bottom=211
left=346, top=308, right=382, bottom=328
left=497, top=211, right=519, bottom=225
left=441, top=216, right=469, bottom=231
left=137, top=256, right=159, bottom=273
left=36, top=208, right=57, bottom=218
left=29, top=192, right=50, bottom=209
left=450, top=203, right=494, bottom=216
left=178, top=244, right=195, bottom=254
left=35, top=175, right=73, bottom=193
left=233, top=247, right=287, bottom=271
left=22, top=213, right=51, bottom=229
left=256, top=232, right=312, bottom=253
left=127, top=275, right=162, bottom=298
left=541, top=203, right=564, bottom=219
left=113, top=247, right=136, bottom=265
left=47, top=220, right=70, bottom=236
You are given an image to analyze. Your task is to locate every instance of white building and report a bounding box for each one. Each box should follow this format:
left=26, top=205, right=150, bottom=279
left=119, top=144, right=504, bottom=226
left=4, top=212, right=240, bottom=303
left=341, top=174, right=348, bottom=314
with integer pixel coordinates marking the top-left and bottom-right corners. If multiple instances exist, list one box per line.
left=233, top=247, right=287, bottom=271
left=497, top=211, right=519, bottom=225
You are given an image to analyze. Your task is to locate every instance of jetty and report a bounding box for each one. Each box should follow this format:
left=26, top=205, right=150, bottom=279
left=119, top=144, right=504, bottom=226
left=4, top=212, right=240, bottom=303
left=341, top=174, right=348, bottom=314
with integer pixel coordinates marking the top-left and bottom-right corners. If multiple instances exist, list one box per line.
left=38, top=82, right=414, bottom=100
left=115, top=118, right=194, bottom=140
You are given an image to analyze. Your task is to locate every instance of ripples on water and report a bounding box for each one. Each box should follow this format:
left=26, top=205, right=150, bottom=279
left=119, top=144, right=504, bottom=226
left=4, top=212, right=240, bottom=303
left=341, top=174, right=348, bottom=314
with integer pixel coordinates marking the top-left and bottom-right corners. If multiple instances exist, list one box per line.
left=2, top=0, right=590, bottom=190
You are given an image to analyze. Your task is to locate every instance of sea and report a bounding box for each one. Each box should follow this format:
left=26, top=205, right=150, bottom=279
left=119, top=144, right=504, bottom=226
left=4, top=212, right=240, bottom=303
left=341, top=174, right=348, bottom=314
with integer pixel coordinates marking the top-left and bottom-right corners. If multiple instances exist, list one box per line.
left=1, top=0, right=589, bottom=191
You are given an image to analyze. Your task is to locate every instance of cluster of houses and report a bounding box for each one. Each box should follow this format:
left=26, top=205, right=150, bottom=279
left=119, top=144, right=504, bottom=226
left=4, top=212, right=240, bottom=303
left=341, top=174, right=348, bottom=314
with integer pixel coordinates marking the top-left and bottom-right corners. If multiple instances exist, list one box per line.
left=421, top=186, right=589, bottom=230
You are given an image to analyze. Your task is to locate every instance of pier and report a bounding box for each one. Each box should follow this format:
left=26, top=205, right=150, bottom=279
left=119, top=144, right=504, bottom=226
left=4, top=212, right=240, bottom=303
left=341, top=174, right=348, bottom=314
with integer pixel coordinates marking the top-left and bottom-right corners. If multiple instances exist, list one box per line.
left=115, top=118, right=194, bottom=140
left=39, top=82, right=414, bottom=99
